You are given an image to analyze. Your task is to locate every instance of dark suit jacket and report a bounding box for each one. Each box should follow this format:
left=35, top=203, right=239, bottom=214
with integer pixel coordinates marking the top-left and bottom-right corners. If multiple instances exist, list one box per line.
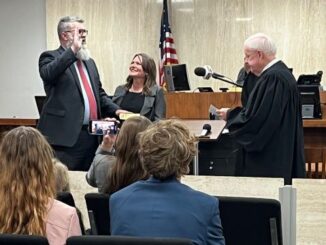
left=112, top=84, right=166, bottom=121
left=110, top=177, right=225, bottom=245
left=38, top=46, right=119, bottom=147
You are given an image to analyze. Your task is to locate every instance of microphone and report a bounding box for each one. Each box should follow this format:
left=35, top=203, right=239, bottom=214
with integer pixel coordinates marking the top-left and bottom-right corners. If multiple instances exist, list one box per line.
left=194, top=65, right=225, bottom=80
left=200, top=124, right=211, bottom=137
left=194, top=65, right=243, bottom=88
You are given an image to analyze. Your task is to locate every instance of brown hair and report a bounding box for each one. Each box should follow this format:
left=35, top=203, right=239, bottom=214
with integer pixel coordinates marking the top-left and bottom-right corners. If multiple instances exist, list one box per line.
left=104, top=116, right=152, bottom=194
left=125, top=53, right=157, bottom=95
left=139, top=119, right=197, bottom=180
left=0, top=126, right=56, bottom=235
left=53, top=158, right=70, bottom=192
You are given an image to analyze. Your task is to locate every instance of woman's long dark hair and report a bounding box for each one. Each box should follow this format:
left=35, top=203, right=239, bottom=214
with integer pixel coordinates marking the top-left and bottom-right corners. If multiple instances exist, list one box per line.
left=104, top=116, right=152, bottom=194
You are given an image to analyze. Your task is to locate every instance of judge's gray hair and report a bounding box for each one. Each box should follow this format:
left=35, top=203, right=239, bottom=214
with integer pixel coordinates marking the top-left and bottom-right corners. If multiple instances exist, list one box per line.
left=57, top=16, right=84, bottom=37
left=244, top=33, right=277, bottom=56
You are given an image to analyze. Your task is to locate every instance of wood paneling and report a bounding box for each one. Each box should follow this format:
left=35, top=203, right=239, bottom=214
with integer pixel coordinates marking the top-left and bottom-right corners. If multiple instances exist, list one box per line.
left=166, top=92, right=241, bottom=119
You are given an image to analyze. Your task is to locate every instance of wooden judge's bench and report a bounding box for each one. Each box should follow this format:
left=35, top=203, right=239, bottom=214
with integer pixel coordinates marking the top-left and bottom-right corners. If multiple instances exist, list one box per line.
left=0, top=92, right=325, bottom=177
left=165, top=91, right=326, bottom=178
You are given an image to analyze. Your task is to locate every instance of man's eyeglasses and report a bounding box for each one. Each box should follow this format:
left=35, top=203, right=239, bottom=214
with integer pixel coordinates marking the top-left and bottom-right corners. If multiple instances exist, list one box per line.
left=64, top=29, right=88, bottom=35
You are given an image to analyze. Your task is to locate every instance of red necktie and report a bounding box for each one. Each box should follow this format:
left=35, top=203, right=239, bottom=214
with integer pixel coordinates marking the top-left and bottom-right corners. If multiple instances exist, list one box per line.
left=77, top=60, right=98, bottom=120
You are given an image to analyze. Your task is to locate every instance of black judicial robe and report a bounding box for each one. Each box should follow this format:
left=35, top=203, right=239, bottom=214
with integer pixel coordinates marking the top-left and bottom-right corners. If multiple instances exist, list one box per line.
left=241, top=72, right=258, bottom=107
left=226, top=61, right=305, bottom=184
left=236, top=67, right=258, bottom=106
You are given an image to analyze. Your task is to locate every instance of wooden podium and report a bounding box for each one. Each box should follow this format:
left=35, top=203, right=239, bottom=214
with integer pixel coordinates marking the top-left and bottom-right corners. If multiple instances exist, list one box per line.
left=181, top=119, right=226, bottom=175
left=181, top=119, right=226, bottom=139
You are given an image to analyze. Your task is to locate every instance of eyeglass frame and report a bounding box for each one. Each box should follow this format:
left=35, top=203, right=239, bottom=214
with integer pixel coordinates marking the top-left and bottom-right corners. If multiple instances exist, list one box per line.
left=64, top=29, right=88, bottom=35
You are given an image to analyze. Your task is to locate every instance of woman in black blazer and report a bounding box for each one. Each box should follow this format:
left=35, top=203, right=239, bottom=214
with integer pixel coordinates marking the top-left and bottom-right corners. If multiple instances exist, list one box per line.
left=112, top=53, right=166, bottom=121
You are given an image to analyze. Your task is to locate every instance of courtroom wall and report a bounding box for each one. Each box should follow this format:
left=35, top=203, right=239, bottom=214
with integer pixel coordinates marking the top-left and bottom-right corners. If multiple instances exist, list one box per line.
left=1, top=0, right=324, bottom=118
left=46, top=0, right=326, bottom=94
left=0, top=0, right=46, bottom=118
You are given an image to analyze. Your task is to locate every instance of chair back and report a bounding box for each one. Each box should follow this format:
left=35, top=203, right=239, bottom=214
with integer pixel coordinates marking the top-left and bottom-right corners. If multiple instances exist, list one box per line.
left=217, top=196, right=283, bottom=245
left=56, top=191, right=76, bottom=207
left=0, top=234, right=49, bottom=244
left=56, top=191, right=86, bottom=234
left=66, top=235, right=193, bottom=245
left=84, top=193, right=110, bottom=235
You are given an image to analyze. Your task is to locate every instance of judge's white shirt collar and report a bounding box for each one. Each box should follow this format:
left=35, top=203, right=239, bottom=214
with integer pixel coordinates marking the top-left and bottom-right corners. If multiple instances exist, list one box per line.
left=258, top=58, right=280, bottom=76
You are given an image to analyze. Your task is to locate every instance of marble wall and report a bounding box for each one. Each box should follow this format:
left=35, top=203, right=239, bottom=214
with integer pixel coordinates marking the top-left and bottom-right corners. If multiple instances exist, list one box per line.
left=46, top=0, right=326, bottom=93
left=293, top=179, right=326, bottom=245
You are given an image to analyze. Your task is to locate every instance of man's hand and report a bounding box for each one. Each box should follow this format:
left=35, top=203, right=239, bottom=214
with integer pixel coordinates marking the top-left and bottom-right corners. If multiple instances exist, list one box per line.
left=115, top=109, right=131, bottom=116
left=70, top=27, right=83, bottom=54
left=216, top=108, right=229, bottom=121
left=103, top=117, right=119, bottom=123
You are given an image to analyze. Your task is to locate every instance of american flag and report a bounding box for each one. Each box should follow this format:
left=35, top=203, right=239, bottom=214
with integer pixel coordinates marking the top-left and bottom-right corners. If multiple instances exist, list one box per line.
left=159, top=0, right=179, bottom=87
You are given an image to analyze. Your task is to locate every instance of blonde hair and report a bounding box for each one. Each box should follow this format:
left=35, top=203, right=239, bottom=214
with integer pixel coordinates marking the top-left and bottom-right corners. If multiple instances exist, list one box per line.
left=53, top=158, right=70, bottom=192
left=0, top=126, right=56, bottom=235
left=139, top=119, right=197, bottom=179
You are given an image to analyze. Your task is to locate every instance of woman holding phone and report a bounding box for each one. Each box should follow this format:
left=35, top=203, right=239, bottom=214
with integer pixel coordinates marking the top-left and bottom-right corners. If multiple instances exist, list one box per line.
left=86, top=116, right=152, bottom=193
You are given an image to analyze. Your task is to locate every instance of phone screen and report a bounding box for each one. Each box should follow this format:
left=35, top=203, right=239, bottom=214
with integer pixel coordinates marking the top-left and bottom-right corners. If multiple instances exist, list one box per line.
left=88, top=120, right=117, bottom=135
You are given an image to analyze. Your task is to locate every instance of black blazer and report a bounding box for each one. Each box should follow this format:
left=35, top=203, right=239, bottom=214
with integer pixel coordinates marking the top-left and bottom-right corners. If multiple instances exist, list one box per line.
left=38, top=46, right=119, bottom=147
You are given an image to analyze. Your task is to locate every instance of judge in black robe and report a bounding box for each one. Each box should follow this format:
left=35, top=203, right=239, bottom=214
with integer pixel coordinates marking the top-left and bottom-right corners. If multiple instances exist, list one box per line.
left=221, top=33, right=305, bottom=184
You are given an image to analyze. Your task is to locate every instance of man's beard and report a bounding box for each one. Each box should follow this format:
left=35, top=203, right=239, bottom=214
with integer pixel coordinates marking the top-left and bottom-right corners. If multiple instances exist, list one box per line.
left=76, top=44, right=91, bottom=61
left=66, top=40, right=91, bottom=60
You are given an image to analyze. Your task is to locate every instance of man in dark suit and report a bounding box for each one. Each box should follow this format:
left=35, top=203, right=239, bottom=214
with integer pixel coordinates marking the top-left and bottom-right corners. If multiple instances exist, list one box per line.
left=110, top=120, right=225, bottom=245
left=38, top=16, right=125, bottom=171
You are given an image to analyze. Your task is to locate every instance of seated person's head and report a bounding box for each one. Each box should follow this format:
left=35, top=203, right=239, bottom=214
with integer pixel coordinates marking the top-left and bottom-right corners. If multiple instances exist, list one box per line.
left=139, top=119, right=197, bottom=180
left=115, top=115, right=152, bottom=155
left=105, top=115, right=152, bottom=194
left=0, top=126, right=56, bottom=235
left=53, top=158, right=70, bottom=192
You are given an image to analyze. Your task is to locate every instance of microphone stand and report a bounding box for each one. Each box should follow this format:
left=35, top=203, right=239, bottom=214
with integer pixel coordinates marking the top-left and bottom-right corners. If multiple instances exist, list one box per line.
left=212, top=74, right=243, bottom=88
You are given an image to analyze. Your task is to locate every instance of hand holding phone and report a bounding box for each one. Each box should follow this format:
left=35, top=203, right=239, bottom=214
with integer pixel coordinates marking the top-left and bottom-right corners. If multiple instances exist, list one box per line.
left=101, top=134, right=116, bottom=152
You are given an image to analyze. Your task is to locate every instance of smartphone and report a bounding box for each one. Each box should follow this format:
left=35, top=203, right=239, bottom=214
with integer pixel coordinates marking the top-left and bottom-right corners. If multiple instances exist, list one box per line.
left=88, top=120, right=118, bottom=135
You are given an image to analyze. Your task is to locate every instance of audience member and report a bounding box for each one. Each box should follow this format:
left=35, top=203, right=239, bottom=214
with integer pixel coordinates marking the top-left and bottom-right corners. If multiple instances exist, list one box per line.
left=53, top=158, right=70, bottom=192
left=86, top=132, right=116, bottom=193
left=110, top=120, right=225, bottom=245
left=112, top=53, right=166, bottom=121
left=0, top=126, right=81, bottom=244
left=53, top=158, right=86, bottom=235
left=217, top=33, right=305, bottom=184
left=86, top=116, right=152, bottom=193
left=38, top=16, right=126, bottom=171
